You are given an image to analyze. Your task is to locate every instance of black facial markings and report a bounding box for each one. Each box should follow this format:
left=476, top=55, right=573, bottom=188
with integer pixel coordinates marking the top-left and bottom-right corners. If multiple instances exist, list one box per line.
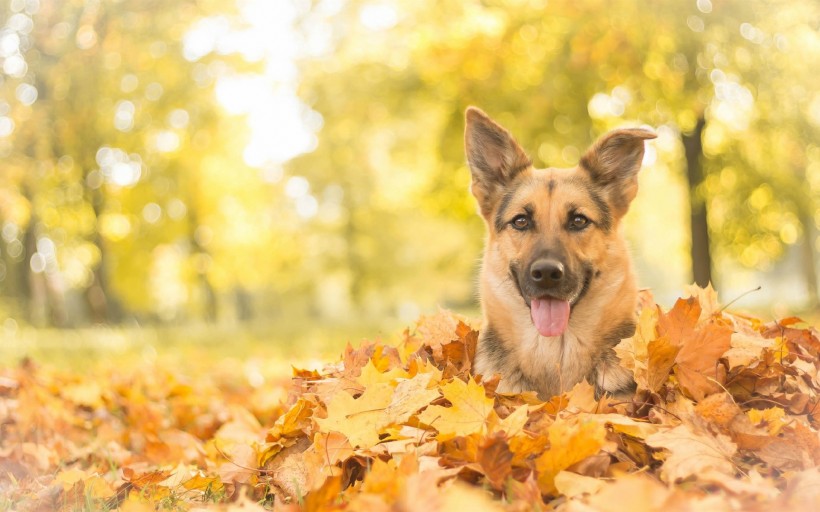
left=587, top=188, right=612, bottom=232
left=548, top=179, right=556, bottom=194
left=508, top=265, right=529, bottom=308
left=479, top=325, right=508, bottom=367
left=604, top=321, right=637, bottom=347
left=494, top=189, right=518, bottom=232
left=508, top=159, right=533, bottom=180
left=572, top=262, right=595, bottom=306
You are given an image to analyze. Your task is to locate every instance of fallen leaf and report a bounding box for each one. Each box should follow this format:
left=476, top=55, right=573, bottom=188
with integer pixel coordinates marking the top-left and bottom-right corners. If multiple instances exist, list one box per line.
left=477, top=433, right=513, bottom=490
left=417, top=377, right=494, bottom=441
left=674, top=322, right=732, bottom=400
left=554, top=470, right=606, bottom=498
left=535, top=417, right=608, bottom=495
left=384, top=372, right=441, bottom=425
left=647, top=424, right=737, bottom=482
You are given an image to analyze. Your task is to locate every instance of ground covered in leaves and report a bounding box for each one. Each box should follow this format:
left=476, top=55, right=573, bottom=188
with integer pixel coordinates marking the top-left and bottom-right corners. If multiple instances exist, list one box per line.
left=2, top=286, right=820, bottom=511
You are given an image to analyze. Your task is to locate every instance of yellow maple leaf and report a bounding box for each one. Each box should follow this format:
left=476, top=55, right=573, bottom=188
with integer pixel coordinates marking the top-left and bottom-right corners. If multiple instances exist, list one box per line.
left=747, top=407, right=788, bottom=436
left=587, top=413, right=661, bottom=439
left=266, top=397, right=314, bottom=442
left=487, top=405, right=529, bottom=438
left=615, top=306, right=679, bottom=392
left=55, top=468, right=88, bottom=490
left=554, top=470, right=606, bottom=498
left=417, top=377, right=494, bottom=441
left=535, top=417, right=608, bottom=495
left=384, top=372, right=441, bottom=425
left=315, top=383, right=393, bottom=448
left=357, top=359, right=409, bottom=389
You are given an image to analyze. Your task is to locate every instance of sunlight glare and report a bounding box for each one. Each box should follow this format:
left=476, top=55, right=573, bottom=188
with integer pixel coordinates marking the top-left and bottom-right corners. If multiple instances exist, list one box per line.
left=359, top=3, right=398, bottom=31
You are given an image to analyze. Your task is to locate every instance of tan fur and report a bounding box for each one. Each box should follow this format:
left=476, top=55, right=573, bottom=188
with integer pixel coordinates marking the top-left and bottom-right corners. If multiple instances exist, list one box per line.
left=465, top=107, right=655, bottom=400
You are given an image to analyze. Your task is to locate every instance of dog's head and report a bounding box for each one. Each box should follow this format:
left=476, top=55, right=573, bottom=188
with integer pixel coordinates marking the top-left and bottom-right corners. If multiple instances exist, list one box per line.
left=465, top=107, right=655, bottom=337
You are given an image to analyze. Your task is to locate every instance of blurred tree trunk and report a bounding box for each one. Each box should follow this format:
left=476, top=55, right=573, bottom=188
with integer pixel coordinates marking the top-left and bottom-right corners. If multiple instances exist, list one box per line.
left=681, top=116, right=712, bottom=287
left=799, top=211, right=819, bottom=308
left=234, top=286, right=253, bottom=321
left=89, top=231, right=122, bottom=323
left=21, top=209, right=47, bottom=327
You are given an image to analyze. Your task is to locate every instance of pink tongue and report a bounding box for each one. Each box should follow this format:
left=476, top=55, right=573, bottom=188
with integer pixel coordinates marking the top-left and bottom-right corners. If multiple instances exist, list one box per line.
left=530, top=298, right=570, bottom=337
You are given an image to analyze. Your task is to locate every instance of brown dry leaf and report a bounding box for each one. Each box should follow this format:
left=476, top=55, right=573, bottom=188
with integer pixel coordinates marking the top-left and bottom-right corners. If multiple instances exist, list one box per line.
left=658, top=297, right=701, bottom=345
left=535, top=417, right=608, bottom=495
left=477, top=433, right=513, bottom=490
left=674, top=322, right=732, bottom=400
left=646, top=424, right=737, bottom=482
left=417, top=377, right=494, bottom=441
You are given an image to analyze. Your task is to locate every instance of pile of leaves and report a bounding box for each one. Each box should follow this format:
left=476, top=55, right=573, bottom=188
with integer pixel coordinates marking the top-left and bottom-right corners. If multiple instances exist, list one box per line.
left=2, top=286, right=820, bottom=511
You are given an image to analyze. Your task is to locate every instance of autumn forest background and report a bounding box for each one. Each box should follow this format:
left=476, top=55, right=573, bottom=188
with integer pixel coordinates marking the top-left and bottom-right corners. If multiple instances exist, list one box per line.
left=3, top=0, right=820, bottom=510
left=1, top=0, right=819, bottom=358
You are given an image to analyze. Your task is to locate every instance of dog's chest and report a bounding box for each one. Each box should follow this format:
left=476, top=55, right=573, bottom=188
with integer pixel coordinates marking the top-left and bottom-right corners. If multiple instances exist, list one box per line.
left=516, top=325, right=596, bottom=393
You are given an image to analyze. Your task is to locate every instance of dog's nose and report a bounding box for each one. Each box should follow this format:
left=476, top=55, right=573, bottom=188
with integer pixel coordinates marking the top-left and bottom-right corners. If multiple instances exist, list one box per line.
left=530, top=259, right=564, bottom=285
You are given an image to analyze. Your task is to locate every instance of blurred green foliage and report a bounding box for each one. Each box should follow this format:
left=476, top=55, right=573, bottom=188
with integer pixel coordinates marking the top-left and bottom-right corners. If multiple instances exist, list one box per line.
left=0, top=0, right=818, bottom=329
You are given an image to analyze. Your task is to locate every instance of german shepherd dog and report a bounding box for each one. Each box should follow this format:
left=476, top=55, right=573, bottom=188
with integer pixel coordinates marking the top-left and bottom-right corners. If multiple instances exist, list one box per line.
left=465, top=107, right=655, bottom=400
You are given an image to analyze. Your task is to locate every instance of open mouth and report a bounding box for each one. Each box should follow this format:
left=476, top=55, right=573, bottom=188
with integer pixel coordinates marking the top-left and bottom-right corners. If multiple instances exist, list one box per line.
left=512, top=266, right=593, bottom=338
left=529, top=296, right=571, bottom=337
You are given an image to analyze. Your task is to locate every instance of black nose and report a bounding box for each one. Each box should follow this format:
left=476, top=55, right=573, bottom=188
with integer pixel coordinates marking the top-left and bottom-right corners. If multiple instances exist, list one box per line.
left=530, top=259, right=564, bottom=285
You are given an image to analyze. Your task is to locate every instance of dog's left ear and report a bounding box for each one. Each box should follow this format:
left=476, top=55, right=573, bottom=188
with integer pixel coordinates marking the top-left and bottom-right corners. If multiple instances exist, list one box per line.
left=580, top=128, right=657, bottom=216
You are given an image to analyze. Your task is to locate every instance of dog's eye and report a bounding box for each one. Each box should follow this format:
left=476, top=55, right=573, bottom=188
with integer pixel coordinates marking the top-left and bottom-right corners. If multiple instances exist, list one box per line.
left=511, top=215, right=530, bottom=230
left=569, top=214, right=590, bottom=230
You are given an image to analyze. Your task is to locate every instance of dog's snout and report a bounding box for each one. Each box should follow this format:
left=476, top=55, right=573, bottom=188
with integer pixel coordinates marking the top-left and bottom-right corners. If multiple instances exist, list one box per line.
left=530, top=259, right=564, bottom=285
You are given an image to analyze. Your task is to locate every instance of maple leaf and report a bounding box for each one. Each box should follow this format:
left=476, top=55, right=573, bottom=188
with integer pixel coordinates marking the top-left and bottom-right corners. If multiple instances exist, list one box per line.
left=724, top=331, right=779, bottom=369
left=486, top=404, right=529, bottom=437
left=417, top=377, right=495, bottom=441
left=477, top=433, right=513, bottom=490
left=683, top=282, right=720, bottom=320
left=384, top=372, right=441, bottom=425
left=747, top=407, right=788, bottom=436
left=554, top=470, right=605, bottom=498
left=357, top=359, right=409, bottom=389
left=535, top=417, right=608, bottom=495
left=615, top=306, right=679, bottom=392
left=315, top=383, right=393, bottom=448
left=674, top=321, right=732, bottom=400
left=312, top=431, right=353, bottom=469
left=646, top=424, right=737, bottom=482
left=658, top=297, right=701, bottom=344
left=581, top=474, right=676, bottom=511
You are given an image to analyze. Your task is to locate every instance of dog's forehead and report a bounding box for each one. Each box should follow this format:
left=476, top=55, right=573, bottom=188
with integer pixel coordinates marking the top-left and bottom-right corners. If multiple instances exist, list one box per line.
left=525, top=166, right=593, bottom=200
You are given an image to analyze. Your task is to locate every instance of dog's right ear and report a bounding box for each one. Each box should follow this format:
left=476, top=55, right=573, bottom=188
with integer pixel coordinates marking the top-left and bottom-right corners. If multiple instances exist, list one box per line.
left=465, top=107, right=531, bottom=217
